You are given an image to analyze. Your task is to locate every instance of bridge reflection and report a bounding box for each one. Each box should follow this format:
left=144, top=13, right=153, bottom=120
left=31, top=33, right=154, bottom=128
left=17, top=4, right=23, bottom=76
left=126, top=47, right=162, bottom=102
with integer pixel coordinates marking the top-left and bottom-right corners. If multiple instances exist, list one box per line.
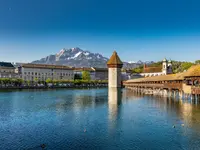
left=124, top=89, right=200, bottom=132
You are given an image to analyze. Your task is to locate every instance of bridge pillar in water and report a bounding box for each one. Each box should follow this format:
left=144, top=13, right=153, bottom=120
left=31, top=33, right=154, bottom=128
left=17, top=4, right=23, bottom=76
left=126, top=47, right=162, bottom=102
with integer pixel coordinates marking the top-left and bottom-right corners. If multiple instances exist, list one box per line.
left=168, top=89, right=172, bottom=97
left=107, top=51, right=123, bottom=88
left=163, top=89, right=168, bottom=97
left=179, top=90, right=183, bottom=99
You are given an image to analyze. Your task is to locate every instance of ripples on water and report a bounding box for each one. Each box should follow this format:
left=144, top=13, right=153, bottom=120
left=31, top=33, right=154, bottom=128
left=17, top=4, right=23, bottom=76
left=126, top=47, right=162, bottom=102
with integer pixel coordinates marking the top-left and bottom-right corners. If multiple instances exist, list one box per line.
left=0, top=88, right=200, bottom=149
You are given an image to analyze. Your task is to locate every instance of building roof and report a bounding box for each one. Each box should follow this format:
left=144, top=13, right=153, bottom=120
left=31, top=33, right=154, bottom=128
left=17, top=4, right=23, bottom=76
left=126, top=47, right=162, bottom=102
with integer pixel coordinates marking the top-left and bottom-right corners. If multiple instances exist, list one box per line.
left=163, top=58, right=167, bottom=62
left=184, top=65, right=200, bottom=77
left=22, top=63, right=73, bottom=70
left=0, top=62, right=14, bottom=68
left=74, top=67, right=94, bottom=71
left=143, top=67, right=162, bottom=73
left=126, top=72, right=185, bottom=83
left=107, top=51, right=123, bottom=65
left=91, top=67, right=108, bottom=72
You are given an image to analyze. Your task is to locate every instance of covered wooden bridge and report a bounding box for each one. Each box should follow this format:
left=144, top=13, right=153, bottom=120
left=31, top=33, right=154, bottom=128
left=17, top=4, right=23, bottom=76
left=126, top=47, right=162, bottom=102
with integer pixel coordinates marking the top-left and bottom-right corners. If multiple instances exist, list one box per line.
left=124, top=65, right=200, bottom=99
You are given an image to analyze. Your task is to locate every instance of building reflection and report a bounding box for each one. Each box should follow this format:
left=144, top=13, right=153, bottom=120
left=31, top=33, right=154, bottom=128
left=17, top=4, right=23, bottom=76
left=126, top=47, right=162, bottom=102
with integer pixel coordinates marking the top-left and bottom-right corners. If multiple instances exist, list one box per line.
left=108, top=88, right=122, bottom=130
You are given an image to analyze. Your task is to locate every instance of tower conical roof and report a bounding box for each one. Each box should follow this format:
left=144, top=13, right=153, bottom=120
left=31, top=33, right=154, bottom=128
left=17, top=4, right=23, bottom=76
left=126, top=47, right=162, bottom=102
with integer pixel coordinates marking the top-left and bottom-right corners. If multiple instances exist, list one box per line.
left=107, top=51, right=123, bottom=65
left=163, top=58, right=167, bottom=62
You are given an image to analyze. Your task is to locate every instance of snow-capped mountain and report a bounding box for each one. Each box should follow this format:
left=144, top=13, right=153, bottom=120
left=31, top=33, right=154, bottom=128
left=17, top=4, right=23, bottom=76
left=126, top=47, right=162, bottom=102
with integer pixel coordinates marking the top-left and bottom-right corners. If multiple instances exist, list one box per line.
left=32, top=47, right=153, bottom=68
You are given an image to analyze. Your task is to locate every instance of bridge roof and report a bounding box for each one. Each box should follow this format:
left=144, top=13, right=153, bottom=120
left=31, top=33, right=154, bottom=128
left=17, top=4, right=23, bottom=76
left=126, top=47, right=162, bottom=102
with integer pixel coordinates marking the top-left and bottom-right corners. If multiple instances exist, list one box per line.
left=126, top=72, right=185, bottom=83
left=184, top=65, right=200, bottom=77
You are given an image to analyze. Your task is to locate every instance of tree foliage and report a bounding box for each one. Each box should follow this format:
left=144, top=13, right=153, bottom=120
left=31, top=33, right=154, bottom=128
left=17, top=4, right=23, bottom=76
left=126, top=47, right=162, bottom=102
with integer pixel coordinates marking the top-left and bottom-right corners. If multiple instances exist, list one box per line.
left=46, top=78, right=52, bottom=83
left=0, top=78, right=23, bottom=86
left=195, top=60, right=200, bottom=64
left=132, top=66, right=143, bottom=73
left=82, top=71, right=91, bottom=81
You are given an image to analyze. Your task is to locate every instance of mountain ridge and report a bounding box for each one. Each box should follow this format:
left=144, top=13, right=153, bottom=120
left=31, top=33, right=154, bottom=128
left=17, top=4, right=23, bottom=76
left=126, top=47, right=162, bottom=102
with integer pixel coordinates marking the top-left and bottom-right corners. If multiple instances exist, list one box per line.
left=32, top=47, right=154, bottom=68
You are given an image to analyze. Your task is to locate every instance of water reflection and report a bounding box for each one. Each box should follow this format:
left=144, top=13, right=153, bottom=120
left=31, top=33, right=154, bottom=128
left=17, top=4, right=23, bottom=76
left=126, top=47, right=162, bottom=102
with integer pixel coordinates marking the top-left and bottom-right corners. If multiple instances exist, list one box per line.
left=125, top=89, right=200, bottom=132
left=108, top=88, right=122, bottom=130
left=2, top=88, right=200, bottom=149
left=53, top=89, right=108, bottom=113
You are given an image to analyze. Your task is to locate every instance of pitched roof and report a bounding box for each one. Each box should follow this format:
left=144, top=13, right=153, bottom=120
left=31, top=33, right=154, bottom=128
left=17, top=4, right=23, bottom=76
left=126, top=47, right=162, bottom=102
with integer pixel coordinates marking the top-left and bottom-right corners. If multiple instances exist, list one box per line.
left=126, top=72, right=185, bottom=83
left=91, top=67, right=108, bottom=72
left=22, top=63, right=73, bottom=70
left=74, top=67, right=94, bottom=71
left=107, top=51, right=123, bottom=65
left=184, top=65, right=200, bottom=77
left=143, top=67, right=162, bottom=73
left=163, top=58, right=167, bottom=62
left=0, top=62, right=14, bottom=68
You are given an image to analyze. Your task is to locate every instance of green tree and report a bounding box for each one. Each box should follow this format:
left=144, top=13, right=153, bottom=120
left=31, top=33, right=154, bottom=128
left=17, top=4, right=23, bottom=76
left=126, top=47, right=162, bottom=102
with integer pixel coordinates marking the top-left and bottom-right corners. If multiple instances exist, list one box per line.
left=34, top=78, right=38, bottom=83
left=195, top=60, right=200, bottom=64
left=82, top=71, right=91, bottom=81
left=132, top=67, right=143, bottom=73
left=181, top=62, right=193, bottom=72
left=46, top=78, right=52, bottom=84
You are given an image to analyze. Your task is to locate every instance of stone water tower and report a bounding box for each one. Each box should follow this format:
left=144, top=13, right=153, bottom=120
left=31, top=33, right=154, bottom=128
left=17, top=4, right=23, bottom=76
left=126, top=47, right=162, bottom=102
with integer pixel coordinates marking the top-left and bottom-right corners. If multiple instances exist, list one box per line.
left=107, top=51, right=123, bottom=88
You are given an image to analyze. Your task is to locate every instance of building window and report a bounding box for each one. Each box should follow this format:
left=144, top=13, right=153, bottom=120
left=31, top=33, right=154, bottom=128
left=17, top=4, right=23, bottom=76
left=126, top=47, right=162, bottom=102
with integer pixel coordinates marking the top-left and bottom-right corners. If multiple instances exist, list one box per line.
left=24, top=72, right=27, bottom=75
left=35, top=73, right=37, bottom=75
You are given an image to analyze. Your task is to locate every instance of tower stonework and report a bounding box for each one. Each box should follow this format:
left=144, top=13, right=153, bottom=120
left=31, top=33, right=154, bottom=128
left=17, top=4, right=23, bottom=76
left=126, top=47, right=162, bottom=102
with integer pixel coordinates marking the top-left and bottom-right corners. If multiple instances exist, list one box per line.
left=162, top=58, right=168, bottom=75
left=107, top=51, right=123, bottom=88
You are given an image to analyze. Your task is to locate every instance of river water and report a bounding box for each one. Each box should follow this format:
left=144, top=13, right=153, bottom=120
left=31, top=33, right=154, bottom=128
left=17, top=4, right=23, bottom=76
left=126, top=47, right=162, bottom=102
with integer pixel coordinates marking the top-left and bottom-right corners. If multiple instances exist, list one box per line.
left=0, top=88, right=200, bottom=150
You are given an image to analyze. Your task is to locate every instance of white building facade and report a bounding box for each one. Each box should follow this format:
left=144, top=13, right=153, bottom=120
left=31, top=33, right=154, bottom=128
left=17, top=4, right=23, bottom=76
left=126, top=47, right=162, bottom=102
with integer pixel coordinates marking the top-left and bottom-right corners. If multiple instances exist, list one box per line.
left=21, top=64, right=74, bottom=82
left=0, top=62, right=16, bottom=78
left=140, top=58, right=173, bottom=77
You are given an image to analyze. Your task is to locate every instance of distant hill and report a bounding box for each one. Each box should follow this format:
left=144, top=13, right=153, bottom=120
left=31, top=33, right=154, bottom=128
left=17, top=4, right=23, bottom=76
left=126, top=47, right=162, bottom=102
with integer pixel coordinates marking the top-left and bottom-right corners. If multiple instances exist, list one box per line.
left=32, top=47, right=154, bottom=68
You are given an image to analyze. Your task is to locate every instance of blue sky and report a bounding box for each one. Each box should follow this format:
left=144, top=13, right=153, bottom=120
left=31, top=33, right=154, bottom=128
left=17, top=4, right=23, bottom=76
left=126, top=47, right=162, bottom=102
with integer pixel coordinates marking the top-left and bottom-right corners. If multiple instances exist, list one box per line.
left=0, top=0, right=200, bottom=62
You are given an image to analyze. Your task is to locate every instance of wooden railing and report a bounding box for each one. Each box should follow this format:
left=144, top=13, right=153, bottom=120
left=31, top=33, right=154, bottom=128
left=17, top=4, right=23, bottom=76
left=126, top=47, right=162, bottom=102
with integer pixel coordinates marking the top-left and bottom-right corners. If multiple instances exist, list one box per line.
left=163, top=83, right=182, bottom=89
left=192, top=87, right=200, bottom=94
left=124, top=82, right=182, bottom=89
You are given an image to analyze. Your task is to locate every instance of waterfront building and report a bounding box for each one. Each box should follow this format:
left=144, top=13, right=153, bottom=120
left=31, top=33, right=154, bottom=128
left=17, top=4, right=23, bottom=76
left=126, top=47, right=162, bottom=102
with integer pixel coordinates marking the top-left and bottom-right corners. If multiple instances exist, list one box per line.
left=91, top=67, right=108, bottom=80
left=0, top=62, right=16, bottom=78
left=73, top=67, right=94, bottom=79
left=74, top=67, right=108, bottom=80
left=21, top=64, right=74, bottom=82
left=140, top=58, right=173, bottom=77
left=107, top=51, right=123, bottom=88
left=121, top=70, right=132, bottom=81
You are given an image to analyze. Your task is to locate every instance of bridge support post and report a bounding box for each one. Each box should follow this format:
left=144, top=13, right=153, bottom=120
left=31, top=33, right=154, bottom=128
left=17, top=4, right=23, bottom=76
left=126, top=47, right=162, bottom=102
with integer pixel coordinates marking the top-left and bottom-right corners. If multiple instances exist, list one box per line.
left=173, top=90, right=176, bottom=98
left=179, top=90, right=183, bottom=100
left=168, top=89, right=172, bottom=97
